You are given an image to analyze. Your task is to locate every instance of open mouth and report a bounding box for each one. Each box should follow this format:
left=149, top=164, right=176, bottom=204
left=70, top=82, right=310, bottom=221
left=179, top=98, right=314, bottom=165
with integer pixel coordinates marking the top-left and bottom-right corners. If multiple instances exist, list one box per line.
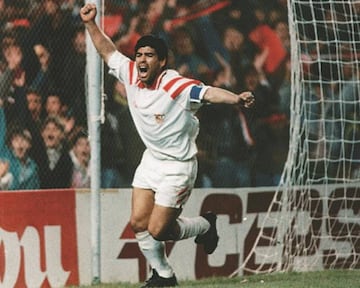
left=16, top=148, right=25, bottom=154
left=138, top=66, right=148, bottom=78
left=81, top=152, right=89, bottom=158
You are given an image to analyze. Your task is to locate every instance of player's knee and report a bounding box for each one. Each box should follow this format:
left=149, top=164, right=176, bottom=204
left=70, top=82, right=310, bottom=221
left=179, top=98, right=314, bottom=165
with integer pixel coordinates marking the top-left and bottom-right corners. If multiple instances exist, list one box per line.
left=130, top=216, right=147, bottom=234
left=148, top=225, right=166, bottom=241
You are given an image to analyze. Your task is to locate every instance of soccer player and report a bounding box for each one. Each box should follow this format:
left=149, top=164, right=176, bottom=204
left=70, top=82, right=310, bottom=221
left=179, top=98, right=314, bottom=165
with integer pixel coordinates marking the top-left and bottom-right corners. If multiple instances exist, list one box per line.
left=80, top=3, right=255, bottom=287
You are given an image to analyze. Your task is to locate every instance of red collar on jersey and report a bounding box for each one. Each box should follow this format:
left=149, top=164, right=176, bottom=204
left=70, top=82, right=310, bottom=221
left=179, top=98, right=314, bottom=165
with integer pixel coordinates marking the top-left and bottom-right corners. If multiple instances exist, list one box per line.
left=136, top=70, right=167, bottom=90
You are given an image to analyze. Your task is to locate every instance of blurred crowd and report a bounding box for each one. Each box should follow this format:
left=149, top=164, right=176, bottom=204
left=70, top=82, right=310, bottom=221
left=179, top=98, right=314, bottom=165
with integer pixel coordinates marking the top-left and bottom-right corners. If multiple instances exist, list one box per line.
left=0, top=0, right=293, bottom=190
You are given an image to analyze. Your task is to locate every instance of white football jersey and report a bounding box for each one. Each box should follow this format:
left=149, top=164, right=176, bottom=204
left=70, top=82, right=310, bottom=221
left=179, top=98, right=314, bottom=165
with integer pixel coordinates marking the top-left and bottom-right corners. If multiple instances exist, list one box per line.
left=108, top=51, right=209, bottom=161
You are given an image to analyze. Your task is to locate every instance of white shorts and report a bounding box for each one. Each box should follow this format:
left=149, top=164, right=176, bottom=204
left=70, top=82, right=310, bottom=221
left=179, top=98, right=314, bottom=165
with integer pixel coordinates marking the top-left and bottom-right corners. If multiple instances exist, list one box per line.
left=132, top=149, right=198, bottom=208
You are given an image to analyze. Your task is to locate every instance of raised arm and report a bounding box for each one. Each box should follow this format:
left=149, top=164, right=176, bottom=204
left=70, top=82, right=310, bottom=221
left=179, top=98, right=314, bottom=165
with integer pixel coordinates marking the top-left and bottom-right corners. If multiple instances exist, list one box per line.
left=80, top=3, right=117, bottom=64
left=203, top=87, right=255, bottom=108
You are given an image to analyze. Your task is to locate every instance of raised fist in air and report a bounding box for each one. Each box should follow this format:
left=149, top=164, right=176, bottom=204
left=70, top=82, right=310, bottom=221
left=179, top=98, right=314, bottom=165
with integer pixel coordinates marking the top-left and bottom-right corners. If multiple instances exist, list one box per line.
left=80, top=3, right=97, bottom=23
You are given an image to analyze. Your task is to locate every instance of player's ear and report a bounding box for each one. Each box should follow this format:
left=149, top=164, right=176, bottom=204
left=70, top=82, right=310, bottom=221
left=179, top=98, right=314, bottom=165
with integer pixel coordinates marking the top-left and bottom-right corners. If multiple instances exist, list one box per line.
left=159, top=58, right=167, bottom=69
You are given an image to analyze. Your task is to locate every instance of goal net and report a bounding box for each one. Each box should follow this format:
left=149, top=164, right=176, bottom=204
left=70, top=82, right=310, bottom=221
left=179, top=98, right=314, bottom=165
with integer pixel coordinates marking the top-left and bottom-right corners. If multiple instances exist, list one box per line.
left=239, top=0, right=360, bottom=275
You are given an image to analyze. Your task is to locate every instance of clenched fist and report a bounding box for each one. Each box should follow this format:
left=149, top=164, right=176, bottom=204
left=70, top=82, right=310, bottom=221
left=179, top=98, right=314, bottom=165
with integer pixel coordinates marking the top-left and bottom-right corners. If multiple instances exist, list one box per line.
left=238, top=91, right=255, bottom=108
left=80, top=3, right=97, bottom=23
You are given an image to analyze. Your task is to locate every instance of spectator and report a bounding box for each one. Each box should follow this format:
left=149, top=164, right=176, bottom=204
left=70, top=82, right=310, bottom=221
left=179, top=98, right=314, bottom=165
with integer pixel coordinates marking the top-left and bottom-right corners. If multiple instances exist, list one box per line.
left=0, top=26, right=39, bottom=89
left=170, top=26, right=213, bottom=83
left=43, top=88, right=84, bottom=159
left=0, top=99, right=40, bottom=190
left=114, top=15, right=142, bottom=58
left=221, top=24, right=257, bottom=91
left=147, top=0, right=177, bottom=40
left=29, top=0, right=75, bottom=86
left=0, top=34, right=48, bottom=180
left=63, top=109, right=85, bottom=145
left=62, top=25, right=87, bottom=125
left=212, top=1, right=255, bottom=35
left=39, top=115, right=73, bottom=188
left=43, top=90, right=80, bottom=141
left=198, top=54, right=255, bottom=187
left=0, top=31, right=30, bottom=126
left=274, top=19, right=290, bottom=53
left=44, top=90, right=66, bottom=118
left=192, top=15, right=230, bottom=72
left=26, top=87, right=44, bottom=128
left=243, top=65, right=277, bottom=118
left=0, top=32, right=24, bottom=102
left=198, top=103, right=255, bottom=188
left=70, top=129, right=90, bottom=188
left=30, top=42, right=57, bottom=97
left=212, top=52, right=237, bottom=91
left=249, top=15, right=287, bottom=89
left=266, top=0, right=288, bottom=26
left=23, top=87, right=48, bottom=176
left=242, top=65, right=286, bottom=186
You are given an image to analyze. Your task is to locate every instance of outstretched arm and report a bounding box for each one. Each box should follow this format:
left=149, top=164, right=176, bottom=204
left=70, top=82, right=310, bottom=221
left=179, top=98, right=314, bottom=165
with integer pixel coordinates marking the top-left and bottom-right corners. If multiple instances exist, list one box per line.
left=203, top=87, right=255, bottom=108
left=80, top=3, right=117, bottom=64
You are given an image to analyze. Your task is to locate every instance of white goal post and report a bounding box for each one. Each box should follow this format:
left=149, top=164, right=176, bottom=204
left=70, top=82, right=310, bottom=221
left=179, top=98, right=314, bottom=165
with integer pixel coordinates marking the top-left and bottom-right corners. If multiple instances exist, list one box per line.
left=239, top=0, right=360, bottom=275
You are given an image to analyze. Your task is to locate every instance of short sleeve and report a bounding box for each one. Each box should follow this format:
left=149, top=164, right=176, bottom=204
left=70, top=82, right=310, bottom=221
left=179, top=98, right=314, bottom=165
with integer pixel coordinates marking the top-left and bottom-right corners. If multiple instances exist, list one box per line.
left=107, top=51, right=131, bottom=83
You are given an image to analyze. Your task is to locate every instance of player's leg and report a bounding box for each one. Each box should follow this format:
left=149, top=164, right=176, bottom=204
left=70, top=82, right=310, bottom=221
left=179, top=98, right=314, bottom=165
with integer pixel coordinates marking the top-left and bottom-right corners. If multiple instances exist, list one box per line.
left=151, top=157, right=219, bottom=254
left=150, top=206, right=219, bottom=254
left=147, top=203, right=181, bottom=240
left=131, top=187, right=217, bottom=287
left=131, top=187, right=178, bottom=286
left=142, top=202, right=217, bottom=286
left=130, top=187, right=154, bottom=233
left=131, top=150, right=218, bottom=286
left=130, top=150, right=178, bottom=285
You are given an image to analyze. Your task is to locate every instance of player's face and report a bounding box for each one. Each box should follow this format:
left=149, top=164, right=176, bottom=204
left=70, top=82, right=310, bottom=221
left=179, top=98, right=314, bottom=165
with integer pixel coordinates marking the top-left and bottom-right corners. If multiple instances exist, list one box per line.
left=135, top=46, right=166, bottom=87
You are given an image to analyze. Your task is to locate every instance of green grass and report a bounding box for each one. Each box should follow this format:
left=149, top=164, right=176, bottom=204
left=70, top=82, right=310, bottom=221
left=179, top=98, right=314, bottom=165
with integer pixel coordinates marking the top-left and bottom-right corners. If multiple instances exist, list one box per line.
left=79, top=269, right=360, bottom=288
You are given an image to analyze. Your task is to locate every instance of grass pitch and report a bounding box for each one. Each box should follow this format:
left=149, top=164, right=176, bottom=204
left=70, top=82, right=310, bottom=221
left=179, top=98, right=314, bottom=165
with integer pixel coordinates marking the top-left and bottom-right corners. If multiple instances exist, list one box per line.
left=80, top=269, right=360, bottom=287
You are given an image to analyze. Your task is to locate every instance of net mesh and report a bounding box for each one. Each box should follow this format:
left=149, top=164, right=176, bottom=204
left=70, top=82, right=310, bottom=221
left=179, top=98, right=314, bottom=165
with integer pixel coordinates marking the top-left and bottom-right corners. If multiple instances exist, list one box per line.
left=239, top=0, right=360, bottom=275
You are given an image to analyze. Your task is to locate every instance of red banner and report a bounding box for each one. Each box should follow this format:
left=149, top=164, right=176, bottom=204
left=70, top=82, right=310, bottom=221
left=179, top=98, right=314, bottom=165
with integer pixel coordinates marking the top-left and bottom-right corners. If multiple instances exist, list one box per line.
left=0, top=189, right=79, bottom=287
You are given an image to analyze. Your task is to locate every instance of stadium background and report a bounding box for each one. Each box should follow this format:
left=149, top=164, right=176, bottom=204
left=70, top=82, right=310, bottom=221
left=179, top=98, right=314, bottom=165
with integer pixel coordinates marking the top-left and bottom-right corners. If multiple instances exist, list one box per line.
left=0, top=0, right=290, bottom=190
left=1, top=1, right=360, bottom=287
